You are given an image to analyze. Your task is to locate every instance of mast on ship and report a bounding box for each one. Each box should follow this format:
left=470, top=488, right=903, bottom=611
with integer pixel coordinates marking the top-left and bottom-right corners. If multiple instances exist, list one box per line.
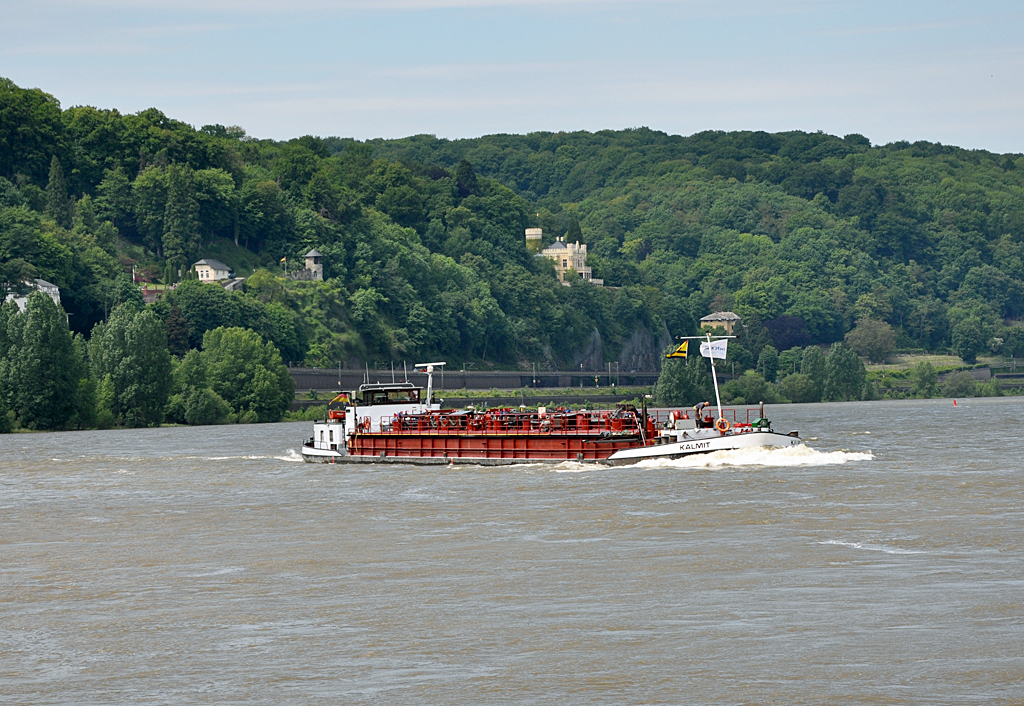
left=704, top=332, right=728, bottom=422
left=414, top=362, right=446, bottom=409
left=674, top=333, right=735, bottom=423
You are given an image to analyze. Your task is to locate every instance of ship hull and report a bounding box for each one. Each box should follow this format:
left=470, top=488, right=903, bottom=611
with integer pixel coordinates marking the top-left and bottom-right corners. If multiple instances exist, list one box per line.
left=300, top=444, right=626, bottom=466
left=304, top=431, right=643, bottom=464
left=606, top=429, right=802, bottom=464
left=302, top=430, right=803, bottom=465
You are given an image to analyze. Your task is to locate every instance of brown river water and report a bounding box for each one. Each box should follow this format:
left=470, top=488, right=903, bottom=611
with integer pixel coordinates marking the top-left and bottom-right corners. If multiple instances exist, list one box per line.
left=1, top=397, right=1022, bottom=704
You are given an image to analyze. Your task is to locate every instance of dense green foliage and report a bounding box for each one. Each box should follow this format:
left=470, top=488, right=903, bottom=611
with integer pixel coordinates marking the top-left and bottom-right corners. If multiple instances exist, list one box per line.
left=89, top=302, right=173, bottom=427
left=653, top=355, right=713, bottom=406
left=0, top=293, right=85, bottom=429
left=374, top=128, right=1024, bottom=362
left=0, top=293, right=294, bottom=431
left=4, top=76, right=1024, bottom=414
left=165, top=327, right=293, bottom=425
left=199, top=326, right=294, bottom=422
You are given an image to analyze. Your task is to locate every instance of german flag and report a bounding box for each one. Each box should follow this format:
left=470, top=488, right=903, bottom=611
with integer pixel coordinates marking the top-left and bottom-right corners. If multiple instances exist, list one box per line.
left=666, top=341, right=688, bottom=359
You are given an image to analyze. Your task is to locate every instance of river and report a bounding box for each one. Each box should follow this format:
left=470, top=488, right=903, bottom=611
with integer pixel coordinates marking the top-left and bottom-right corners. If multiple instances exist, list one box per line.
left=1, top=397, right=1022, bottom=704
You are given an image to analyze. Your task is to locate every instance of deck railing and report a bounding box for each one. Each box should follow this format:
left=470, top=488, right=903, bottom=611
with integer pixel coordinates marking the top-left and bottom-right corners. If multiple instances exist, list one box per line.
left=649, top=407, right=765, bottom=428
left=375, top=409, right=647, bottom=437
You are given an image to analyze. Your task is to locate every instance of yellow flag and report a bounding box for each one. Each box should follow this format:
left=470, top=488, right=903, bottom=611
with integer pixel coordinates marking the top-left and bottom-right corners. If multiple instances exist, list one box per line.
left=280, top=256, right=287, bottom=263
left=666, top=341, right=688, bottom=358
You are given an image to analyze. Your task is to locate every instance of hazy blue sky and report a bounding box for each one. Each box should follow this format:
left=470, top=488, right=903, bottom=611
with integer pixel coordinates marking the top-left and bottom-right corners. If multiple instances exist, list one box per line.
left=4, top=0, right=1022, bottom=151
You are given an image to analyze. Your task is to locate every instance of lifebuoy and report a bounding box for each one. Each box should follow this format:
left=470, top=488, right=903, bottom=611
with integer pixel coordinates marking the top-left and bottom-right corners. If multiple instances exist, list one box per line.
left=714, top=417, right=730, bottom=433
left=360, top=418, right=370, bottom=433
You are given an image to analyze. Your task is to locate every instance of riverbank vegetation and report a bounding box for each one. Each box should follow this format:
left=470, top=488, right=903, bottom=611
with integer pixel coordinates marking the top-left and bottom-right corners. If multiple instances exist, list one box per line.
left=0, top=291, right=293, bottom=432
left=4, top=76, right=1024, bottom=429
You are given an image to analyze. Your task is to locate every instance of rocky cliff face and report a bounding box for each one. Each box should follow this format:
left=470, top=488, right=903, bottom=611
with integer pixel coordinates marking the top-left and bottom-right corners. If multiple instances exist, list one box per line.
left=617, top=322, right=672, bottom=372
left=572, top=329, right=604, bottom=371
left=569, top=323, right=673, bottom=372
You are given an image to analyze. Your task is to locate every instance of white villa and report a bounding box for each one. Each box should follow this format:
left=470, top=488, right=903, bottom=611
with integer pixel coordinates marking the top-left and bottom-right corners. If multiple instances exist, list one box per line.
left=193, top=258, right=234, bottom=281
left=529, top=229, right=603, bottom=286
left=4, top=278, right=61, bottom=312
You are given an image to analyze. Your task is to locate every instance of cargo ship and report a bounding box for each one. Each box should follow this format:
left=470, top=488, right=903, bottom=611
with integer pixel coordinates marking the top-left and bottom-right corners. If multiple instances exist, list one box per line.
left=300, top=358, right=802, bottom=465
left=301, top=363, right=654, bottom=464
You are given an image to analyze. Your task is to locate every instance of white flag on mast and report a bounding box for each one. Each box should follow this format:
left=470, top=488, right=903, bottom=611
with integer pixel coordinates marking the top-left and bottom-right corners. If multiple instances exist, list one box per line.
left=699, top=339, right=728, bottom=360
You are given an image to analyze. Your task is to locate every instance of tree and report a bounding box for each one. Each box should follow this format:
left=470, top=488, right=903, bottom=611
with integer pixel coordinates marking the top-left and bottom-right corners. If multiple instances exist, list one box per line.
left=246, top=267, right=290, bottom=302
left=164, top=305, right=190, bottom=356
left=375, top=184, right=425, bottom=231
left=112, top=272, right=144, bottom=310
left=201, top=327, right=294, bottom=422
left=910, top=361, right=939, bottom=398
left=950, top=317, right=986, bottom=364
left=0, top=258, right=37, bottom=299
left=764, top=315, right=811, bottom=351
left=265, top=302, right=308, bottom=363
left=95, top=167, right=135, bottom=238
left=723, top=371, right=779, bottom=405
left=0, top=292, right=81, bottom=430
left=822, top=342, right=866, bottom=401
left=44, top=156, right=73, bottom=228
left=173, top=278, right=241, bottom=347
left=184, top=387, right=232, bottom=425
left=238, top=179, right=293, bottom=252
left=455, top=159, right=479, bottom=198
left=193, top=168, right=238, bottom=241
left=943, top=371, right=977, bottom=398
left=165, top=349, right=231, bottom=425
left=89, top=304, right=173, bottom=427
left=800, top=346, right=826, bottom=395
left=162, top=163, right=201, bottom=268
left=566, top=218, right=583, bottom=242
left=757, top=344, right=779, bottom=382
left=844, top=318, right=896, bottom=363
left=70, top=334, right=97, bottom=429
left=0, top=396, right=10, bottom=433
left=778, top=373, right=818, bottom=403
left=653, top=354, right=713, bottom=406
left=0, top=79, right=64, bottom=183
left=132, top=166, right=167, bottom=255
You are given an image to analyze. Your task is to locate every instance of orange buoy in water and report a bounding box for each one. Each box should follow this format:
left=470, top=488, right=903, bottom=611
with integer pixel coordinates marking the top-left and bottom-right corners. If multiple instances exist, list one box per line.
left=953, top=399, right=957, bottom=407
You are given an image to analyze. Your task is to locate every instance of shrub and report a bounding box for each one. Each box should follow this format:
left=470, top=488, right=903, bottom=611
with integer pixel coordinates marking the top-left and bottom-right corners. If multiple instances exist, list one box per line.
left=778, top=373, right=817, bottom=403
left=943, top=371, right=978, bottom=398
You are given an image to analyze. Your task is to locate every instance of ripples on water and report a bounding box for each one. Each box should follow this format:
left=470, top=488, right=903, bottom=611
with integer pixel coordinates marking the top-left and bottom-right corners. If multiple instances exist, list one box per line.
left=1, top=398, right=1022, bottom=704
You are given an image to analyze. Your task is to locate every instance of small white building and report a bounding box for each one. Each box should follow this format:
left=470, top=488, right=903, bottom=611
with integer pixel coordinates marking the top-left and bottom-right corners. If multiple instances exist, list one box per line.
left=193, top=258, right=234, bottom=282
left=4, top=278, right=61, bottom=312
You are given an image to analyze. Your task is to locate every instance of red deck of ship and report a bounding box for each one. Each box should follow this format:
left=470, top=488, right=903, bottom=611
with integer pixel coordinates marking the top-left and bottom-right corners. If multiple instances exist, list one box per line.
left=348, top=408, right=654, bottom=461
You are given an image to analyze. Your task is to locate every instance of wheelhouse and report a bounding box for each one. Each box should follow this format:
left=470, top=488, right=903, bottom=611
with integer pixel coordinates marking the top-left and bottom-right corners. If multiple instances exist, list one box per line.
left=354, top=383, right=420, bottom=406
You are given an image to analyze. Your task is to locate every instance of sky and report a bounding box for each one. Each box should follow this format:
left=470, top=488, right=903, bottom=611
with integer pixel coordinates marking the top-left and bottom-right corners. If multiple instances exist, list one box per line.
left=3, top=0, right=1023, bottom=152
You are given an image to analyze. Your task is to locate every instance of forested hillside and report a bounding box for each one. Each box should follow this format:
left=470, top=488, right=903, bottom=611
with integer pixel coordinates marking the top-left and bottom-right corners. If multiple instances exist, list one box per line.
left=374, top=129, right=1024, bottom=363
left=4, top=76, right=1024, bottom=388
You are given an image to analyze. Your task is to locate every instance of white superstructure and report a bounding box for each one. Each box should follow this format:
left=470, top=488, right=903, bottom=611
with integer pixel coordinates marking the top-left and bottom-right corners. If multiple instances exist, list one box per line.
left=302, top=364, right=445, bottom=462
